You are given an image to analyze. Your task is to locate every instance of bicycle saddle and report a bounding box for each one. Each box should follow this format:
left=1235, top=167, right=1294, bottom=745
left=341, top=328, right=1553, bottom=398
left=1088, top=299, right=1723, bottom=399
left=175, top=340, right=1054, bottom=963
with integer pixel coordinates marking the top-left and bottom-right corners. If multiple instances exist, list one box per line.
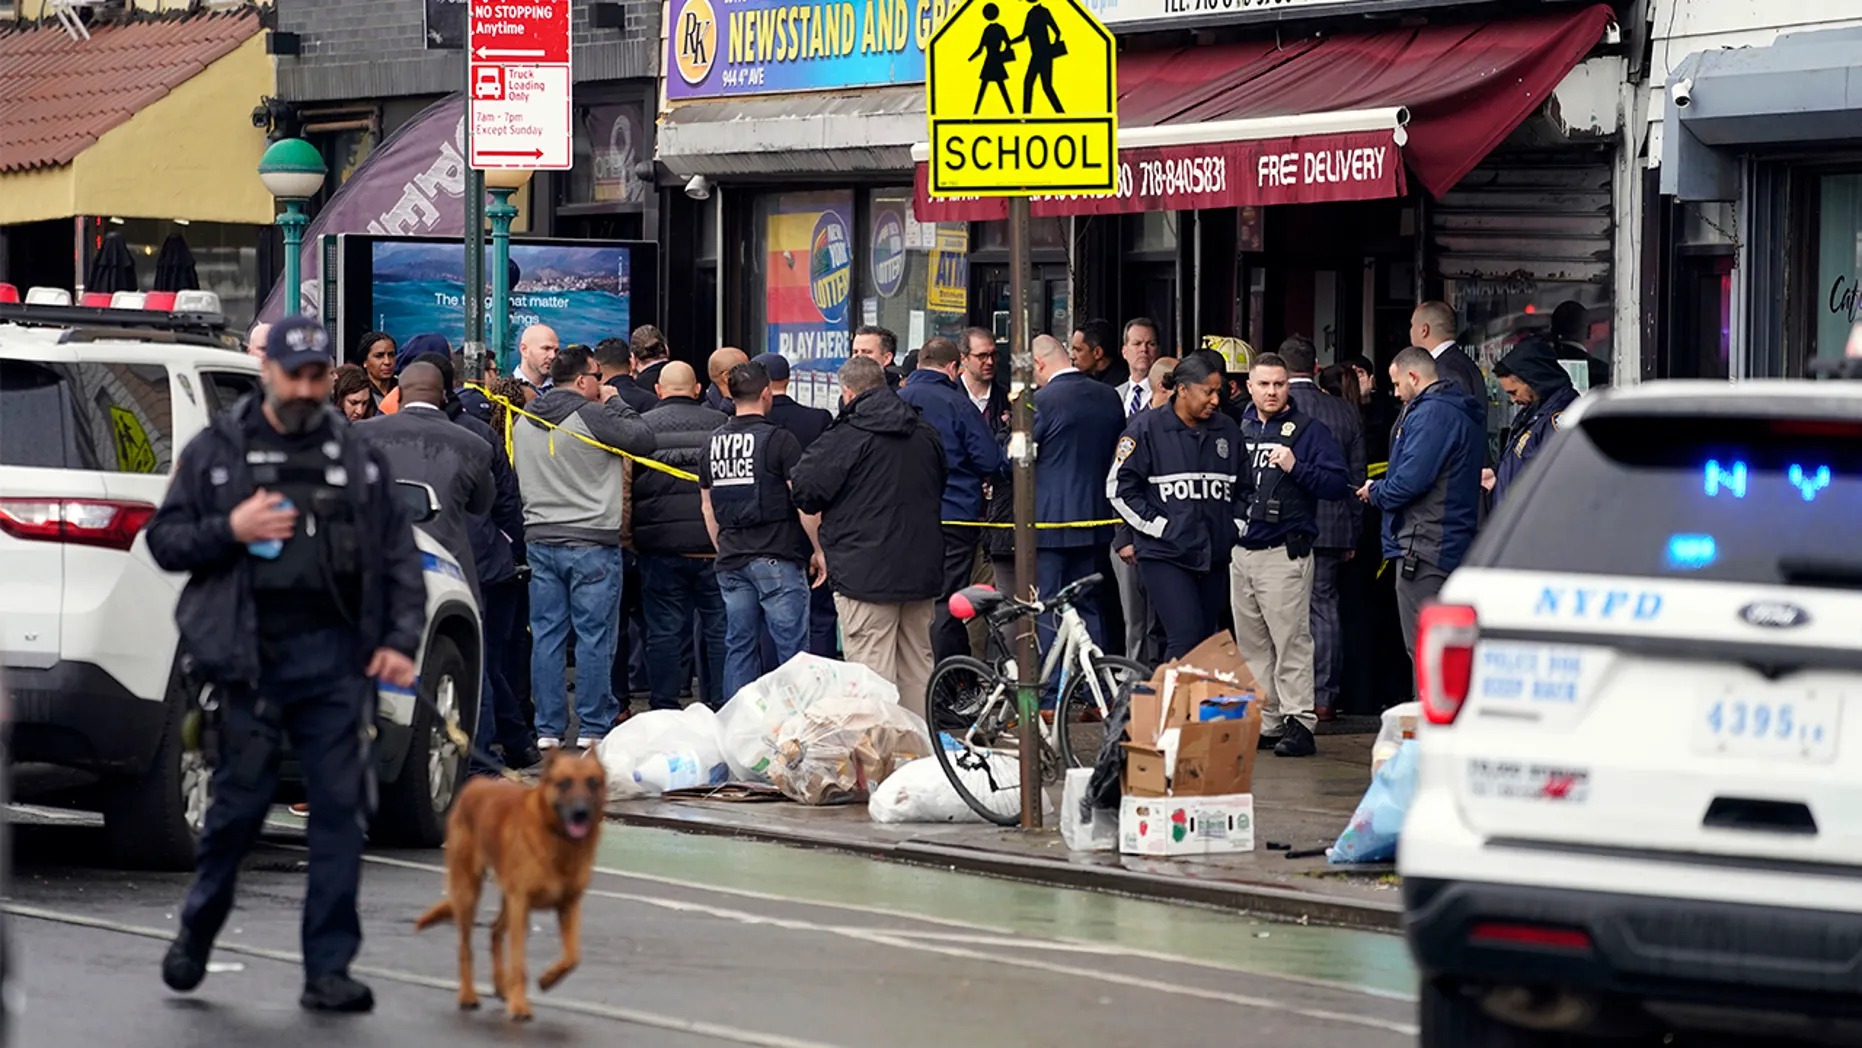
left=948, top=584, right=1007, bottom=621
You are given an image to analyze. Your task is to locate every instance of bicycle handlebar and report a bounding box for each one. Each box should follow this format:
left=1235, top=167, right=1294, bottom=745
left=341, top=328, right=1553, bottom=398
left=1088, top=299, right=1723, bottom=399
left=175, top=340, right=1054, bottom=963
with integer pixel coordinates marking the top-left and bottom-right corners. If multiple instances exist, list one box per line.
left=984, top=572, right=1105, bottom=624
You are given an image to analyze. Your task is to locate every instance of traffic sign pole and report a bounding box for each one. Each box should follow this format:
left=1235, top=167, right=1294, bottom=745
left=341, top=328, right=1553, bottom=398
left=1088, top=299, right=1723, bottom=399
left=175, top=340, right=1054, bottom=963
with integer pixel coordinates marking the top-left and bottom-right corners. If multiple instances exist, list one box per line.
left=1009, top=196, right=1040, bottom=831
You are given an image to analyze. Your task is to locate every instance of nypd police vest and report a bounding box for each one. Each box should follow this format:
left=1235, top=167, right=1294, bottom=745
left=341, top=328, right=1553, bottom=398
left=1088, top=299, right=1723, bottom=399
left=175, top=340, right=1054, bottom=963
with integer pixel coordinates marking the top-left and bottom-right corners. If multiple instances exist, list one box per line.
left=707, top=419, right=793, bottom=529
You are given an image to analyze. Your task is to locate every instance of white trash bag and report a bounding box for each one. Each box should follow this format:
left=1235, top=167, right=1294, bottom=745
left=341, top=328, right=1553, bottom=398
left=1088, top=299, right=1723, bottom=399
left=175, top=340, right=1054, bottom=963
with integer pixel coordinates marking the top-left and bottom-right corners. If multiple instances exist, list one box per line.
left=597, top=703, right=727, bottom=799
left=717, top=652, right=901, bottom=784
left=868, top=752, right=1054, bottom=824
left=768, top=692, right=933, bottom=805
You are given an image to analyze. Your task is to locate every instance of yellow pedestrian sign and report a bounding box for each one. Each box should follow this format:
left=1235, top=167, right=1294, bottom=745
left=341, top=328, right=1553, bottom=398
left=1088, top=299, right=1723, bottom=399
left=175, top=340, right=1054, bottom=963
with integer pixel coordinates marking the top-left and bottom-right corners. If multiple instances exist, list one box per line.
left=926, top=0, right=1116, bottom=198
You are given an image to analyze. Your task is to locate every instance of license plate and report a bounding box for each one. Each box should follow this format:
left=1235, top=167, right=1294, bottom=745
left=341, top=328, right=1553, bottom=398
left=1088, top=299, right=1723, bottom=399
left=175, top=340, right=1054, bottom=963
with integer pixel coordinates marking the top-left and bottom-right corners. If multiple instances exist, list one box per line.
left=1692, top=688, right=1841, bottom=764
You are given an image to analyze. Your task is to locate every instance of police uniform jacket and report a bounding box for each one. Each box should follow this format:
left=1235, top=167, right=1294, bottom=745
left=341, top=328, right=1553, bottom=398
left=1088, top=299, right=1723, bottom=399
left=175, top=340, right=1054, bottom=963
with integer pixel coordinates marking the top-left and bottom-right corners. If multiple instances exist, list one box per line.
left=1237, top=401, right=1353, bottom=551
left=1108, top=406, right=1250, bottom=574
left=1491, top=344, right=1579, bottom=509
left=1285, top=378, right=1365, bottom=550
left=146, top=395, right=428, bottom=688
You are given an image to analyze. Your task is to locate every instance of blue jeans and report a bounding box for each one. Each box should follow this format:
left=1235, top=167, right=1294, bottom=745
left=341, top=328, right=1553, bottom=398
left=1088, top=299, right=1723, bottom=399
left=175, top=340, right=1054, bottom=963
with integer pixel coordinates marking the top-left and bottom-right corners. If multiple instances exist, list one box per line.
left=716, top=558, right=811, bottom=702
left=528, top=543, right=622, bottom=741
left=641, top=554, right=728, bottom=711
left=1037, top=546, right=1103, bottom=707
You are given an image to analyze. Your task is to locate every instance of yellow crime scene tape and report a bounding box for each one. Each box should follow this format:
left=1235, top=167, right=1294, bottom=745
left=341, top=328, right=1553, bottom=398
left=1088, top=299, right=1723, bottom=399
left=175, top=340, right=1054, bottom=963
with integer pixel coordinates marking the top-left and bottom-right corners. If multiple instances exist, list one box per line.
left=471, top=385, right=1384, bottom=533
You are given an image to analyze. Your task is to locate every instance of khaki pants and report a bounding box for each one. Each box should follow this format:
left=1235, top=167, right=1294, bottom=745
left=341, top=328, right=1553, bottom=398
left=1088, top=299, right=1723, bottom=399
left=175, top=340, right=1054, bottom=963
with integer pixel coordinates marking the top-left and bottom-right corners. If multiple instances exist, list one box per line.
left=834, top=595, right=936, bottom=722
left=1229, top=545, right=1317, bottom=734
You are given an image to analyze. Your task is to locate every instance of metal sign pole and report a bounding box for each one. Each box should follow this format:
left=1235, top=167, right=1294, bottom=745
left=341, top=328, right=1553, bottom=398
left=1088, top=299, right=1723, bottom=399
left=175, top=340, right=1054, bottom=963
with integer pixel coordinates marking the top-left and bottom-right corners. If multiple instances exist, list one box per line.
left=1009, top=195, right=1041, bottom=831
left=463, top=164, right=487, bottom=378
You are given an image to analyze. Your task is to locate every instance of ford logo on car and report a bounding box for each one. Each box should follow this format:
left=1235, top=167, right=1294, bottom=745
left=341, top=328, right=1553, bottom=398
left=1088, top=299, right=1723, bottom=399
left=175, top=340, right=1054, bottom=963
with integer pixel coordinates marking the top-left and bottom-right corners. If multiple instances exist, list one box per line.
left=1739, top=601, right=1811, bottom=629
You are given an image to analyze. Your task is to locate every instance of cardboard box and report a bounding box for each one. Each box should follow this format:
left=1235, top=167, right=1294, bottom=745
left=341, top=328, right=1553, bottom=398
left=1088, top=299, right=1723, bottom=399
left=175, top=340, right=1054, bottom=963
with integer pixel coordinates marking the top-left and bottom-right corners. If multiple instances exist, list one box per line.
left=1121, top=668, right=1262, bottom=797
left=1119, top=794, right=1255, bottom=857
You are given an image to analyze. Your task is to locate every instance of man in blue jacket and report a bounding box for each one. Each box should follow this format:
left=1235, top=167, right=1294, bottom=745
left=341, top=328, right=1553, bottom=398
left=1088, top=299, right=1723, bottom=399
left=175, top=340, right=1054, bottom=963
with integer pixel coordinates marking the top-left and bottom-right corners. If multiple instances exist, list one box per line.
left=1233, top=353, right=1351, bottom=758
left=899, top=337, right=1006, bottom=662
left=1360, top=346, right=1485, bottom=661
left=1032, top=333, right=1129, bottom=653
left=1486, top=337, right=1578, bottom=508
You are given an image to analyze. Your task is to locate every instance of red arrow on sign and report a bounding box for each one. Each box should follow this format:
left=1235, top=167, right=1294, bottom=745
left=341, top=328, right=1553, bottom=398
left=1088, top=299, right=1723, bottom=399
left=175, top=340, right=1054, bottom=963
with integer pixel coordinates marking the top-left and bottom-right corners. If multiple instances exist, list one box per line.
left=479, top=149, right=546, bottom=159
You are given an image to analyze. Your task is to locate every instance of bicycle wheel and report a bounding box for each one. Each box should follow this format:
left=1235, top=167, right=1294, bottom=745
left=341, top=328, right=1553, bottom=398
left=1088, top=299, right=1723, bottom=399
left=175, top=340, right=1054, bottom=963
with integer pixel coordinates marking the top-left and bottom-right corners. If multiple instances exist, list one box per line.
left=926, top=655, right=1022, bottom=827
left=1057, top=655, right=1149, bottom=770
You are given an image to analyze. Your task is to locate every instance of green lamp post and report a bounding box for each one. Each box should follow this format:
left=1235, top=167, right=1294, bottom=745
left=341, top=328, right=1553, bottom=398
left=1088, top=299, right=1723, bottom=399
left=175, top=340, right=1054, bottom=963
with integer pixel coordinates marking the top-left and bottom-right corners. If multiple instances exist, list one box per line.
left=257, top=138, right=327, bottom=318
left=482, top=167, right=533, bottom=372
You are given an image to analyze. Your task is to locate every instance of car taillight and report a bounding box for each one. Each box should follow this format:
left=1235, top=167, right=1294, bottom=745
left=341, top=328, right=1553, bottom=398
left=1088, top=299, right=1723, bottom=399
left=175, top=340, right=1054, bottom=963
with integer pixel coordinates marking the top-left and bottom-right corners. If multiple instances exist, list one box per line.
left=0, top=499, right=156, bottom=552
left=1416, top=603, right=1478, bottom=725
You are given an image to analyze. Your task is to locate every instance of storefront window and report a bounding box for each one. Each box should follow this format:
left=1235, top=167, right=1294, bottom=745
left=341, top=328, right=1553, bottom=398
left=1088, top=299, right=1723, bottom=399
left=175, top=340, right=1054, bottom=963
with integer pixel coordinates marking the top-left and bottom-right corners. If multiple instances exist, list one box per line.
left=1444, top=278, right=1613, bottom=390
left=564, top=103, right=651, bottom=207
left=1815, top=173, right=1862, bottom=359
left=863, top=189, right=970, bottom=360
left=92, top=218, right=260, bottom=331
left=975, top=215, right=1067, bottom=252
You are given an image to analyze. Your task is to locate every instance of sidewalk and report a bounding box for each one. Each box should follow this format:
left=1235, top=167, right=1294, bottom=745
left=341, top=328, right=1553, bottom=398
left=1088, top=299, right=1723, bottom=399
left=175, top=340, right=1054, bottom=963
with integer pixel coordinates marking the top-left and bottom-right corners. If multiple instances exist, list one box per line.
left=603, top=725, right=1401, bottom=932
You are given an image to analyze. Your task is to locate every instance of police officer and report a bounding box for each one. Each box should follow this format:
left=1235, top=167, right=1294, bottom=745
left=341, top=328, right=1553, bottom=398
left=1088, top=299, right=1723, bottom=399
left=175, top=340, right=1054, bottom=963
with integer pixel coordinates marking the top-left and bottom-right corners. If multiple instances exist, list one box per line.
left=146, top=314, right=427, bottom=1013
left=1233, top=353, right=1351, bottom=759
left=1485, top=337, right=1578, bottom=508
left=1108, top=355, right=1249, bottom=660
left=700, top=360, right=827, bottom=701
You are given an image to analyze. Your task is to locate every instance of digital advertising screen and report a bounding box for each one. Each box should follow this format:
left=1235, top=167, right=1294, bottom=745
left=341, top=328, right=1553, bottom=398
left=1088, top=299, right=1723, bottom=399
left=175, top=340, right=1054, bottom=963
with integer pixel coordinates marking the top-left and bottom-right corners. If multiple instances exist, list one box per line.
left=335, top=235, right=658, bottom=368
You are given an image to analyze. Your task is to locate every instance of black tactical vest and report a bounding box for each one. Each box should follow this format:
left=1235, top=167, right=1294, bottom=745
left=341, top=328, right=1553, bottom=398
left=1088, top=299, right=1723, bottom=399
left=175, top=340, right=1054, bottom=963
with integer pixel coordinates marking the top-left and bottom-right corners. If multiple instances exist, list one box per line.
left=706, top=418, right=793, bottom=530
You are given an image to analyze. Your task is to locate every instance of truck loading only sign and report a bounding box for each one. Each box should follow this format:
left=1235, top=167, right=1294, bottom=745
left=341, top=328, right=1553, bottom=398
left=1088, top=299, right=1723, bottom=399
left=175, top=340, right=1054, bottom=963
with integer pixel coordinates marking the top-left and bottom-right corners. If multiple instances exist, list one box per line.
left=925, top=0, right=1117, bottom=197
left=469, top=0, right=573, bottom=170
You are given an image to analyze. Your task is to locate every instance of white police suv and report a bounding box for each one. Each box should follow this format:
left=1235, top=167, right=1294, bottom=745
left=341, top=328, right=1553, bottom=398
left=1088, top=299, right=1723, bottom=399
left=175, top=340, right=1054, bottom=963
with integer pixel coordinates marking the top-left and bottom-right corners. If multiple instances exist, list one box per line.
left=1402, top=375, right=1862, bottom=1047
left=0, top=294, right=480, bottom=869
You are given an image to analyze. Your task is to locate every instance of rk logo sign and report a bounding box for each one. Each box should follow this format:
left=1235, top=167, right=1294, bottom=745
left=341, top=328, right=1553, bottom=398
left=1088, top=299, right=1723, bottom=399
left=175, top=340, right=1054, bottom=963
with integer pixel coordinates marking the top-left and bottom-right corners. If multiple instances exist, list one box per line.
left=925, top=0, right=1117, bottom=197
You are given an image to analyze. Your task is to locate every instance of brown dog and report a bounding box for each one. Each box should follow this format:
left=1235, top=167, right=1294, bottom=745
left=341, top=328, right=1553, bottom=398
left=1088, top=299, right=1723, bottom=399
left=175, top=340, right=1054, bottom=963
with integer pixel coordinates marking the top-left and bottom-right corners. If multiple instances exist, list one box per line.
left=415, top=747, right=606, bottom=1021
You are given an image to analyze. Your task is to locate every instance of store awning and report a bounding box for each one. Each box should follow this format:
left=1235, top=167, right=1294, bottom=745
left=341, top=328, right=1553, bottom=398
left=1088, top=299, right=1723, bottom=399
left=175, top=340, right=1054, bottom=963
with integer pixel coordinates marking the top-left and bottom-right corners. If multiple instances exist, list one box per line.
left=658, top=87, right=926, bottom=180
left=1663, top=27, right=1862, bottom=202
left=912, top=3, right=1614, bottom=220
left=0, top=9, right=274, bottom=226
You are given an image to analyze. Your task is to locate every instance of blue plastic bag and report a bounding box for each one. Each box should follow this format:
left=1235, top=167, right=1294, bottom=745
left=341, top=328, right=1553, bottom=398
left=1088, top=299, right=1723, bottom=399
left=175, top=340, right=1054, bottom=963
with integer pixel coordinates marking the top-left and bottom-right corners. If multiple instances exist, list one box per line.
left=1328, top=738, right=1419, bottom=864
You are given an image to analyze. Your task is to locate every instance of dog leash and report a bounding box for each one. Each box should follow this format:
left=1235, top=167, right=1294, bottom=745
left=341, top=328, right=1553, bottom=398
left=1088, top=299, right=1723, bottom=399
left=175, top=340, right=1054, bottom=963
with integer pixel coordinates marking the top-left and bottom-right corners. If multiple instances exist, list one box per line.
left=407, top=687, right=529, bottom=784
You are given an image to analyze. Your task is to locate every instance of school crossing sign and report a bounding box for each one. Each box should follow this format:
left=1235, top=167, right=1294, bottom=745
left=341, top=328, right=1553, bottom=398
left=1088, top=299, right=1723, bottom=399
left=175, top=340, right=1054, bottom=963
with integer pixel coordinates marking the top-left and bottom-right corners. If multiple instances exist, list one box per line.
left=926, top=0, right=1116, bottom=197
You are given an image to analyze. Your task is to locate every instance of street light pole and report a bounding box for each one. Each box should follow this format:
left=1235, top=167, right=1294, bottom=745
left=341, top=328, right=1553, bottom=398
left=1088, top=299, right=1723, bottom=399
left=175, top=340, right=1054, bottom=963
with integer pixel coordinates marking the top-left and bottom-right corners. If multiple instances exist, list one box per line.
left=482, top=169, right=532, bottom=374
left=256, top=138, right=327, bottom=319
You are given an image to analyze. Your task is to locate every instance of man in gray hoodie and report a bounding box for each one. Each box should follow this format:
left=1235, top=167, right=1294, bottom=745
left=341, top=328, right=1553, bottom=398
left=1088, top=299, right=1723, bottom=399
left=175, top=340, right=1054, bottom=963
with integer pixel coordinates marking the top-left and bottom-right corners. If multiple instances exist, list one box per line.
left=511, top=344, right=657, bottom=751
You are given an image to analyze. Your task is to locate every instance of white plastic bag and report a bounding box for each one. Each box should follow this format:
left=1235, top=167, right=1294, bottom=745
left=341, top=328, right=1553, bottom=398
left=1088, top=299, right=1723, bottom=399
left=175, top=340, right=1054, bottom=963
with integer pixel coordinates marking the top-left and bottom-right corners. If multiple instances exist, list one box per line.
left=717, top=652, right=901, bottom=784
left=597, top=703, right=727, bottom=798
left=769, top=691, right=932, bottom=805
left=1058, top=767, right=1116, bottom=851
left=1372, top=701, right=1422, bottom=772
left=867, top=753, right=1055, bottom=823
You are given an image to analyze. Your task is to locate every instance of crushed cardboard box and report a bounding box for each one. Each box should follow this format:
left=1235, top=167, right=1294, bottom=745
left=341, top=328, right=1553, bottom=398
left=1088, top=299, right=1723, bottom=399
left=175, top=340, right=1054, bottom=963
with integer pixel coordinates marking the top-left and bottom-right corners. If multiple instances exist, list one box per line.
left=1120, top=631, right=1261, bottom=799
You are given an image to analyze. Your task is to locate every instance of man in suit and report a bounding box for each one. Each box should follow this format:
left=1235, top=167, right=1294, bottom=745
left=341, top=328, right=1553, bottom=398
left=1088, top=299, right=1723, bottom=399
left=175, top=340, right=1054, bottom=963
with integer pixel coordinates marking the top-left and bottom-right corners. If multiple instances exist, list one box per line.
left=1277, top=336, right=1365, bottom=721
left=597, top=336, right=658, bottom=413
left=1410, top=301, right=1487, bottom=404
left=1068, top=317, right=1129, bottom=389
left=705, top=347, right=747, bottom=415
left=960, top=327, right=1010, bottom=431
left=1109, top=318, right=1162, bottom=664
left=632, top=325, right=673, bottom=392
left=1031, top=334, right=1126, bottom=658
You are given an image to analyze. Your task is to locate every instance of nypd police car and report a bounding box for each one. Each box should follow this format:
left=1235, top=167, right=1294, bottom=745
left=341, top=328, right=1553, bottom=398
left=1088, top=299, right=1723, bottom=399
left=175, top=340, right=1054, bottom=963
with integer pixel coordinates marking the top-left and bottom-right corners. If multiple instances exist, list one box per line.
left=1401, top=377, right=1862, bottom=1046
left=0, top=292, right=480, bottom=868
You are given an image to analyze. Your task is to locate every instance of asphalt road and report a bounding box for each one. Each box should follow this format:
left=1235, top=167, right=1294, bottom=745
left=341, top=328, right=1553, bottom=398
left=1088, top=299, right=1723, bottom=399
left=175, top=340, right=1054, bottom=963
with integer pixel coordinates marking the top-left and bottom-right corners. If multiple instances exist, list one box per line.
left=5, top=812, right=1418, bottom=1047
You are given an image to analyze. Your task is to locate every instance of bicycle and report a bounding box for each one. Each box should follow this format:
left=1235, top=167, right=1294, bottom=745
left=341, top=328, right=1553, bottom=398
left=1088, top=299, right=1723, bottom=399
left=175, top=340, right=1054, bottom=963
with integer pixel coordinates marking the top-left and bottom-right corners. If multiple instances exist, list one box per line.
left=926, top=573, right=1149, bottom=826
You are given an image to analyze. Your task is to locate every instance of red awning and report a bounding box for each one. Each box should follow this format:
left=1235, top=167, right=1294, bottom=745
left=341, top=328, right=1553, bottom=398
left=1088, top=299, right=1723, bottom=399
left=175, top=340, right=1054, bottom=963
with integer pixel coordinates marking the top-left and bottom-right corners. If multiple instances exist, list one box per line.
left=913, top=3, right=1613, bottom=221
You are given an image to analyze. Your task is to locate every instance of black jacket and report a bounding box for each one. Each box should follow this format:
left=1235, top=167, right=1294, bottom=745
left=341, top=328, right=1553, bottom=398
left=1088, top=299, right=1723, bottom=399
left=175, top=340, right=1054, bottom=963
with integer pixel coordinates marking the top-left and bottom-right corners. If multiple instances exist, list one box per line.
left=791, top=387, right=947, bottom=603
left=147, top=396, right=427, bottom=687
left=1285, top=378, right=1366, bottom=551
left=1435, top=344, right=1489, bottom=405
left=631, top=394, right=727, bottom=556
left=768, top=393, right=833, bottom=450
left=1237, top=401, right=1352, bottom=550
left=605, top=373, right=659, bottom=414
left=1110, top=405, right=1249, bottom=574
left=446, top=401, right=524, bottom=586
left=358, top=405, right=495, bottom=597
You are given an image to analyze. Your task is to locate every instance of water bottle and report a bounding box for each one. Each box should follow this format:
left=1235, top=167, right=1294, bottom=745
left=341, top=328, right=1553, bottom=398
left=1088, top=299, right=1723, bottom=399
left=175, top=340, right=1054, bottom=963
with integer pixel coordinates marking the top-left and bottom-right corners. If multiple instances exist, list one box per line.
left=634, top=751, right=705, bottom=793
left=247, top=497, right=294, bottom=560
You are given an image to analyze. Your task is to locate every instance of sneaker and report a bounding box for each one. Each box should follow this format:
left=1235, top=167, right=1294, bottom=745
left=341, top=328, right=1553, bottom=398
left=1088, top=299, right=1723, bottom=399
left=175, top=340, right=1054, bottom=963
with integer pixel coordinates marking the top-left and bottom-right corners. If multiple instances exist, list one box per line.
left=1256, top=730, right=1285, bottom=751
left=574, top=736, right=603, bottom=751
left=301, top=972, right=375, bottom=1013
left=537, top=737, right=562, bottom=751
left=1273, top=720, right=1317, bottom=758
left=161, top=927, right=212, bottom=993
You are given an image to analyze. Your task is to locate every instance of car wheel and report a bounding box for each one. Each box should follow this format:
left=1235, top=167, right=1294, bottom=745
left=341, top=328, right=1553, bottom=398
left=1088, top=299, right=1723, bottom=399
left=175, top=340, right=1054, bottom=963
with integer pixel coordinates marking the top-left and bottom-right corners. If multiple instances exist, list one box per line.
left=102, top=674, right=204, bottom=871
left=1420, top=979, right=1578, bottom=1047
left=372, top=636, right=472, bottom=848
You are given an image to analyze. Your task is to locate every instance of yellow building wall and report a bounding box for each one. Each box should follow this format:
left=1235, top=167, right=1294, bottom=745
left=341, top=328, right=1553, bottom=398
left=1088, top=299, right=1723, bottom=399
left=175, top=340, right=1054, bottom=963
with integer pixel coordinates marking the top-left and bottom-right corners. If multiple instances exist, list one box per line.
left=0, top=31, right=275, bottom=225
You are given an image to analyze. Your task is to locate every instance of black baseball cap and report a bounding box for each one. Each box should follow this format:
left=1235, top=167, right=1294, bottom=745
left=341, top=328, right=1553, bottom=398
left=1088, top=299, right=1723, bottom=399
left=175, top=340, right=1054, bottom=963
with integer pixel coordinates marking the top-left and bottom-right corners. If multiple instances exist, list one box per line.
left=269, top=315, right=334, bottom=372
left=751, top=352, right=791, bottom=382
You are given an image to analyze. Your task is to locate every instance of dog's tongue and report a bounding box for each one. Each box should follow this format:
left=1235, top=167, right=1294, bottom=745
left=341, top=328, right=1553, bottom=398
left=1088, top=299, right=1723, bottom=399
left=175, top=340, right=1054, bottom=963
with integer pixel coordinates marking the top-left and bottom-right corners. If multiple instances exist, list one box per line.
left=566, top=820, right=591, bottom=841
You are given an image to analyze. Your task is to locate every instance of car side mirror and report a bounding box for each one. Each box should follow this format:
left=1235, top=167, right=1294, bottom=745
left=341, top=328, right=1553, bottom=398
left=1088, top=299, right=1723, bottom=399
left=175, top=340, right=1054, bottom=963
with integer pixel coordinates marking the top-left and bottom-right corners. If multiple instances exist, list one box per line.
left=394, top=479, right=440, bottom=524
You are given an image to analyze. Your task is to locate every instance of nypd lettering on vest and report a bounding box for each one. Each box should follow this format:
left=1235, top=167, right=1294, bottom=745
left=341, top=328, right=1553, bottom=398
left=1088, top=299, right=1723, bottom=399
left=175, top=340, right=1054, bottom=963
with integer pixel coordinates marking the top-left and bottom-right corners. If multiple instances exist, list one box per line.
left=708, top=430, right=758, bottom=487
left=708, top=420, right=794, bottom=530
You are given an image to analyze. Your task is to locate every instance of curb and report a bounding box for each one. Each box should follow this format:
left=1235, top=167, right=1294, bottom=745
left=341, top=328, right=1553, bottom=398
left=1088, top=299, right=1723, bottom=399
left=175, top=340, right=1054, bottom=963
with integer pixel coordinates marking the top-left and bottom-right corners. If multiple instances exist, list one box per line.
left=605, top=808, right=1403, bottom=933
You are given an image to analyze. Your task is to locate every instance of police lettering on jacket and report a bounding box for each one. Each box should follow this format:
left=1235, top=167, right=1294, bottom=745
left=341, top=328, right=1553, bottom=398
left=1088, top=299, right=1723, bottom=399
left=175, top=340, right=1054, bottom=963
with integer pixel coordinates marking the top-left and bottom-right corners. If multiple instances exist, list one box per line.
left=1108, top=407, right=1250, bottom=574
left=1152, top=472, right=1235, bottom=503
left=706, top=419, right=793, bottom=529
